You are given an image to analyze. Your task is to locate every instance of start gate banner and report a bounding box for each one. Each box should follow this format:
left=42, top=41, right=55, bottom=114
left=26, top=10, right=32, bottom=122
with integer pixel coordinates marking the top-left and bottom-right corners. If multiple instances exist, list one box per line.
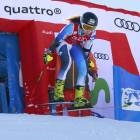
left=0, top=0, right=139, bottom=117
left=113, top=66, right=140, bottom=122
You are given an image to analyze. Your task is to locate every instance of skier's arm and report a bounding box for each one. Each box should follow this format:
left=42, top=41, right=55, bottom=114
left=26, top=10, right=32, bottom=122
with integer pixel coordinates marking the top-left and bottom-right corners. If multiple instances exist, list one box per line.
left=83, top=30, right=98, bottom=82
left=82, top=30, right=96, bottom=68
left=83, top=30, right=96, bottom=57
left=48, top=22, right=74, bottom=53
left=88, top=52, right=98, bottom=82
left=43, top=23, right=73, bottom=64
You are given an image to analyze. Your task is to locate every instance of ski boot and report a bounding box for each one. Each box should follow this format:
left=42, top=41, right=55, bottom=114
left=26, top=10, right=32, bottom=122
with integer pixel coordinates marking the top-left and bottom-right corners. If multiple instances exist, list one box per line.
left=68, top=85, right=93, bottom=110
left=53, top=79, right=65, bottom=102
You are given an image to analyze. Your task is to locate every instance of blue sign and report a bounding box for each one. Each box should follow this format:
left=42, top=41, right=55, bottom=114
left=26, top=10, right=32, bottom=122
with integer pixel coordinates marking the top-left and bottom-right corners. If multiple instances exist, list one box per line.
left=0, top=32, right=25, bottom=113
left=113, top=66, right=140, bottom=122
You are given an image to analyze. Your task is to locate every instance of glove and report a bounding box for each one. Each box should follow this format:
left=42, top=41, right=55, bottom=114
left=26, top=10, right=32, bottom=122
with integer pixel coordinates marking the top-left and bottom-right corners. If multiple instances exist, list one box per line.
left=87, top=57, right=95, bottom=68
left=92, top=73, right=98, bottom=82
left=43, top=49, right=53, bottom=65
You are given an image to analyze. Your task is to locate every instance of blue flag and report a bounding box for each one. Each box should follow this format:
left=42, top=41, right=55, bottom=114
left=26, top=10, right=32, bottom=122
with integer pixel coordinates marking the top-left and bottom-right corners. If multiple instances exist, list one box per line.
left=113, top=66, right=140, bottom=122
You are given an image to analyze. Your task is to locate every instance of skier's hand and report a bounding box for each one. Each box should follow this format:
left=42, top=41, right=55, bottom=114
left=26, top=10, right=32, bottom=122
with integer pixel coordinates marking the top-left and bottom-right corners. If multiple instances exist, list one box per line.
left=92, top=73, right=98, bottom=82
left=87, top=57, right=95, bottom=68
left=43, top=49, right=53, bottom=65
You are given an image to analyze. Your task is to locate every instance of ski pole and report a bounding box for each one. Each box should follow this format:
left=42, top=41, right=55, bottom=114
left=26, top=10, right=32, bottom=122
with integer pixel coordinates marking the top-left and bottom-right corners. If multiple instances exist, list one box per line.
left=23, top=65, right=46, bottom=113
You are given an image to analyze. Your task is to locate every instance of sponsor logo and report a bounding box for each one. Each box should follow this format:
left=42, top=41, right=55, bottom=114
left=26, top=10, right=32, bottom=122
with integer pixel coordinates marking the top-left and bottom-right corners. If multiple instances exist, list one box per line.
left=4, top=6, right=61, bottom=16
left=48, top=84, right=55, bottom=88
left=59, top=52, right=63, bottom=56
left=122, top=88, right=140, bottom=111
left=42, top=30, right=53, bottom=34
left=73, top=31, right=77, bottom=35
left=44, top=48, right=48, bottom=52
left=94, top=52, right=109, bottom=60
left=90, top=78, right=111, bottom=105
left=87, top=18, right=95, bottom=25
left=46, top=67, right=56, bottom=70
left=114, top=18, right=140, bottom=32
left=63, top=33, right=69, bottom=39
left=71, top=36, right=87, bottom=42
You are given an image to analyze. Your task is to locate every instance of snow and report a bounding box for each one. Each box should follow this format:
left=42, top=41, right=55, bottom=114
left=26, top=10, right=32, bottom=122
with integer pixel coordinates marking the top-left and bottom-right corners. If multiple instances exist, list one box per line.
left=0, top=114, right=139, bottom=140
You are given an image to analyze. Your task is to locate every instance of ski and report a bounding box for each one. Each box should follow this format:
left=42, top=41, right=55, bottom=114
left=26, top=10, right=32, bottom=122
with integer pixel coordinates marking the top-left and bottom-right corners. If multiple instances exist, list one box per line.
left=37, top=102, right=84, bottom=106
left=45, top=102, right=132, bottom=114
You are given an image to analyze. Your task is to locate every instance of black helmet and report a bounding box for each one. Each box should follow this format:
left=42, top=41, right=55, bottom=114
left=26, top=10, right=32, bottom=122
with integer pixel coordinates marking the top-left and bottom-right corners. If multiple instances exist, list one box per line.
left=80, top=12, right=98, bottom=27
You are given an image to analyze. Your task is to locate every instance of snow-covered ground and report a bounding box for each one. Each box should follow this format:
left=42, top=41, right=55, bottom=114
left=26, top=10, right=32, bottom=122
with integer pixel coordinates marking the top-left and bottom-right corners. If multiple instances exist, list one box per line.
left=0, top=113, right=139, bottom=140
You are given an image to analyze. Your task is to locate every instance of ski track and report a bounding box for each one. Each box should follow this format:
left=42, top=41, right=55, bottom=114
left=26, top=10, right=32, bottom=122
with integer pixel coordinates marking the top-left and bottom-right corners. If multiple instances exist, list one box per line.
left=0, top=114, right=139, bottom=140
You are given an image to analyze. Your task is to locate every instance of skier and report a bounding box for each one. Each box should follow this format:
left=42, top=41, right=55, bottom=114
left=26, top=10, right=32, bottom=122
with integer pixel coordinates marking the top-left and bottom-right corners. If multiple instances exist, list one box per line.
left=43, top=12, right=98, bottom=108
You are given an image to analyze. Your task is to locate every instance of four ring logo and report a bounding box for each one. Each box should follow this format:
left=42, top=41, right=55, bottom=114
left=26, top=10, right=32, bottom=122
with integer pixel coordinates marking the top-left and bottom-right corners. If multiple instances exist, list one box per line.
left=94, top=52, right=109, bottom=60
left=114, top=18, right=140, bottom=32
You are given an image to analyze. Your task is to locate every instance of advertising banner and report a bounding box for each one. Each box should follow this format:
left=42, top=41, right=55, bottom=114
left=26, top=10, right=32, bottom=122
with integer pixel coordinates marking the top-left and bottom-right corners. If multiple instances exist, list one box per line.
left=88, top=39, right=114, bottom=119
left=24, top=0, right=140, bottom=116
left=0, top=0, right=139, bottom=116
left=114, top=66, right=140, bottom=122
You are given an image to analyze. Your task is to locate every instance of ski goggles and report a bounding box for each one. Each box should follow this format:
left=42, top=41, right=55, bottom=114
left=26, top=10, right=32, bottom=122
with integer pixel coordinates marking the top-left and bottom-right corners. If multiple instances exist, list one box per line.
left=81, top=23, right=96, bottom=31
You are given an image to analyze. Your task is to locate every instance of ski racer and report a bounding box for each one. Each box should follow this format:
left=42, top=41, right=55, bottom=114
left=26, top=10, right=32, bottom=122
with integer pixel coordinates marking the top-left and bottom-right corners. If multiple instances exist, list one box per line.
left=43, top=12, right=98, bottom=109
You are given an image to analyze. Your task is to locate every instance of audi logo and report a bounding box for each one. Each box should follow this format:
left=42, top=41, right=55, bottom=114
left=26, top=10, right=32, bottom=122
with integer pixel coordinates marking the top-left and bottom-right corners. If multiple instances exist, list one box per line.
left=114, top=18, right=140, bottom=32
left=94, top=52, right=109, bottom=60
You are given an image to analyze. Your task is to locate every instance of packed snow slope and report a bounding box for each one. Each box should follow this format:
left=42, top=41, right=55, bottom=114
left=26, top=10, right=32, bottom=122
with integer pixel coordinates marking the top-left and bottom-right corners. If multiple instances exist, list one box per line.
left=0, top=114, right=139, bottom=140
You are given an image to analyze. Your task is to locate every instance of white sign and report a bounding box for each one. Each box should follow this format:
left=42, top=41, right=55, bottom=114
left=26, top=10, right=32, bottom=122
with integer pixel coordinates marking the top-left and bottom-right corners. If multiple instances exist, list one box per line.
left=122, top=88, right=140, bottom=111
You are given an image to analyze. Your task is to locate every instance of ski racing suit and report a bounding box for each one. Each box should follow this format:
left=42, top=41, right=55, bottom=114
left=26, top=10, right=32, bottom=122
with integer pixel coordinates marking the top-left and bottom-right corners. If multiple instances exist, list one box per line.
left=49, top=21, right=96, bottom=87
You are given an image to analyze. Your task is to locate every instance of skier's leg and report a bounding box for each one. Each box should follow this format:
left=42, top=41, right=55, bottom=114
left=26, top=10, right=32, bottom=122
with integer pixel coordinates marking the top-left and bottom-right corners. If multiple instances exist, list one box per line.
left=70, top=43, right=88, bottom=86
left=70, top=44, right=92, bottom=108
left=54, top=42, right=72, bottom=102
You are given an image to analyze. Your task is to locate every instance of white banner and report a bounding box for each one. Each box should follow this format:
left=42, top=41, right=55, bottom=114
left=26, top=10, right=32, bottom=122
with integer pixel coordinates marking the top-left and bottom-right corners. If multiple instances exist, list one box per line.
left=88, top=39, right=114, bottom=118
left=1, top=0, right=139, bottom=73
